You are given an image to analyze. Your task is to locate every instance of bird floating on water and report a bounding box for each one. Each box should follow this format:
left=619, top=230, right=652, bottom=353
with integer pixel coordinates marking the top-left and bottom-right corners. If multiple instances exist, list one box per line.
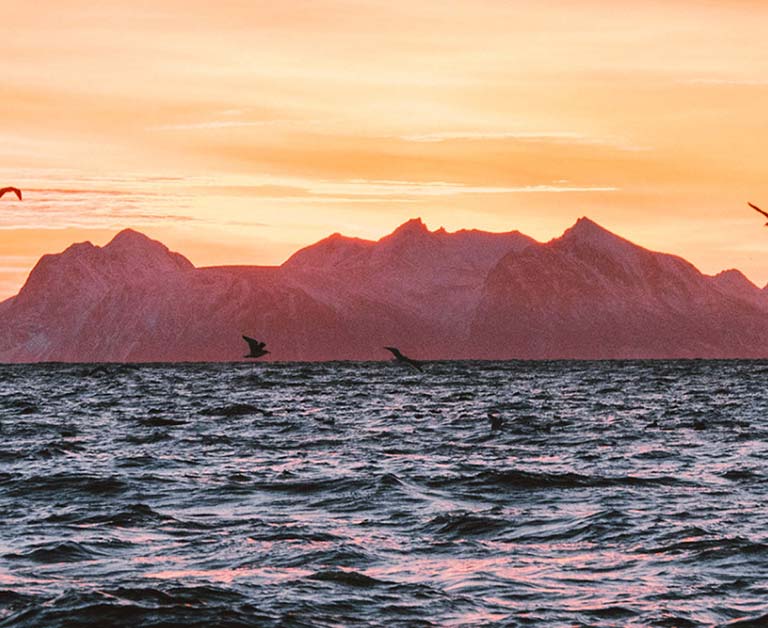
left=488, top=409, right=503, bottom=431
left=748, top=202, right=768, bottom=226
left=384, top=346, right=424, bottom=372
left=0, top=187, right=22, bottom=201
left=242, top=335, right=270, bottom=359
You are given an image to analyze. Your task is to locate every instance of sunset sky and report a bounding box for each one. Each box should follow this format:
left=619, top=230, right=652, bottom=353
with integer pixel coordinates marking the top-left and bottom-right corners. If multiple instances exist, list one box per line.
left=2, top=0, right=768, bottom=298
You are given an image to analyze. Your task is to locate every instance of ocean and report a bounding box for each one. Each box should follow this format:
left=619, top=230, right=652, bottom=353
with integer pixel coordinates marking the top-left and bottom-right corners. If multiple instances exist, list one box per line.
left=0, top=360, right=766, bottom=627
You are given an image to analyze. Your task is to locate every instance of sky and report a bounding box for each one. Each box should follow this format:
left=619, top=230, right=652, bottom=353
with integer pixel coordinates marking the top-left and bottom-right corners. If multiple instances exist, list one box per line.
left=2, top=0, right=768, bottom=298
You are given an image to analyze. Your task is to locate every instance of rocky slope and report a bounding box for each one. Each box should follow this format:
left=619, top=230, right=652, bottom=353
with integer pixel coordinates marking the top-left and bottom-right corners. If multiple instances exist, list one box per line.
left=470, top=218, right=768, bottom=358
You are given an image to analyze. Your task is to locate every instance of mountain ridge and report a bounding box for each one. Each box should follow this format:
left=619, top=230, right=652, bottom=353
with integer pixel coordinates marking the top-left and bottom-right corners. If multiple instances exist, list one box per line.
left=1, top=217, right=766, bottom=362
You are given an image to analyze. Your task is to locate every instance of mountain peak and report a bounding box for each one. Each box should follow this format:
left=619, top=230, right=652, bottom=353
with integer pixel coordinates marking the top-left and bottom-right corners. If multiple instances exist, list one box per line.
left=557, top=216, right=637, bottom=252
left=712, top=269, right=760, bottom=294
left=282, top=231, right=373, bottom=270
left=391, top=217, right=429, bottom=237
left=563, top=216, right=611, bottom=238
left=5, top=216, right=768, bottom=362
left=106, top=228, right=161, bottom=251
left=103, top=228, right=194, bottom=271
left=714, top=268, right=753, bottom=284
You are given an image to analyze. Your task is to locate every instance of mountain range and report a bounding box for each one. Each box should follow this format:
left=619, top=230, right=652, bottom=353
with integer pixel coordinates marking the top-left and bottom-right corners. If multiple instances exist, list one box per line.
left=1, top=217, right=767, bottom=362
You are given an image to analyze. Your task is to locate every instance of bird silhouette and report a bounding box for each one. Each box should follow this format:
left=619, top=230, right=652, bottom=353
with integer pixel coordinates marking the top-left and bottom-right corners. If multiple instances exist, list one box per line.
left=488, top=409, right=503, bottom=431
left=0, top=187, right=22, bottom=201
left=242, top=335, right=270, bottom=359
left=384, top=346, right=423, bottom=372
left=748, top=202, right=768, bottom=226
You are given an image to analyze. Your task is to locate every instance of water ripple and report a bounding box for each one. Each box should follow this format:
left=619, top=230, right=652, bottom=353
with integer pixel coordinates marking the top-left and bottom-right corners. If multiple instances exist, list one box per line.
left=0, top=360, right=766, bottom=626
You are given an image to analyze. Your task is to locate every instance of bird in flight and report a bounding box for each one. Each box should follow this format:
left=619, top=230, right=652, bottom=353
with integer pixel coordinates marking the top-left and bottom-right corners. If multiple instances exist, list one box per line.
left=0, top=187, right=22, bottom=201
left=384, top=346, right=424, bottom=372
left=242, top=335, right=270, bottom=359
left=748, top=202, right=768, bottom=226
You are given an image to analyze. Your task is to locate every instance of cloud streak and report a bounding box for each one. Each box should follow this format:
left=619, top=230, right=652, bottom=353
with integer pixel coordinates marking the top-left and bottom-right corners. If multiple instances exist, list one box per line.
left=399, top=131, right=647, bottom=152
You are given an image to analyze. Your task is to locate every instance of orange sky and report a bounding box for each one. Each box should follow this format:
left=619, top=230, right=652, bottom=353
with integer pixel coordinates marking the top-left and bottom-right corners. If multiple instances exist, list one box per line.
left=2, top=0, right=768, bottom=299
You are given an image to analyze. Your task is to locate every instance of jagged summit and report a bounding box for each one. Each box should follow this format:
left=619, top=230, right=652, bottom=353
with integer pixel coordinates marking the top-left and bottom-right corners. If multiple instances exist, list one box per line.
left=391, top=217, right=429, bottom=236
left=552, top=216, right=649, bottom=262
left=569, top=215, right=603, bottom=231
left=560, top=216, right=625, bottom=243
left=61, top=240, right=98, bottom=257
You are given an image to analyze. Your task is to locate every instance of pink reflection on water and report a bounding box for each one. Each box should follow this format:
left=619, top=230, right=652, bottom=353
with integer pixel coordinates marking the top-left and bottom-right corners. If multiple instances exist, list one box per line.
left=365, top=543, right=672, bottom=612
left=132, top=555, right=181, bottom=565
left=366, top=555, right=543, bottom=588
left=246, top=537, right=336, bottom=553
left=0, top=572, right=20, bottom=585
left=145, top=566, right=312, bottom=583
left=328, top=527, right=403, bottom=552
left=450, top=610, right=510, bottom=625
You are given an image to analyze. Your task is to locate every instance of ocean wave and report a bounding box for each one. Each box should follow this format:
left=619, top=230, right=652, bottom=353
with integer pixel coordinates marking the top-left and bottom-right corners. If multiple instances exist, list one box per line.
left=308, top=569, right=388, bottom=588
left=200, top=403, right=270, bottom=417
left=423, top=512, right=510, bottom=537
left=4, top=540, right=123, bottom=564
left=6, top=473, right=128, bottom=498
left=427, top=468, right=690, bottom=491
left=0, top=587, right=271, bottom=628
left=44, top=503, right=173, bottom=528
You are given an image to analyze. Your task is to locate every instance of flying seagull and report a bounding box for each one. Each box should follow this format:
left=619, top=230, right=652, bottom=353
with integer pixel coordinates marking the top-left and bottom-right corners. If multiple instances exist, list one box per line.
left=242, top=335, right=270, bottom=359
left=384, top=346, right=424, bottom=372
left=748, top=202, right=768, bottom=226
left=0, top=187, right=22, bottom=201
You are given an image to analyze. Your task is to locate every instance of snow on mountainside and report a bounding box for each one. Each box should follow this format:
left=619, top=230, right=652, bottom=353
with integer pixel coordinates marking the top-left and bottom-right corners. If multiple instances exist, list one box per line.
left=470, top=218, right=768, bottom=358
left=15, top=229, right=192, bottom=308
left=0, top=231, right=194, bottom=361
left=0, top=217, right=767, bottom=362
left=283, top=218, right=535, bottom=339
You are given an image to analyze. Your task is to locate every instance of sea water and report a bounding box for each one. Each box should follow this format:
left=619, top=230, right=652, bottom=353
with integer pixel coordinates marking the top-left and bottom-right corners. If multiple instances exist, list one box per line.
left=0, top=360, right=766, bottom=627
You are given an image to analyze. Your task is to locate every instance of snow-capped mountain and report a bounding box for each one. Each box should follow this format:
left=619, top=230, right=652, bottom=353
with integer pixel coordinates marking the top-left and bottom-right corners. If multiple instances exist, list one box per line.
left=470, top=218, right=768, bottom=358
left=0, top=218, right=766, bottom=362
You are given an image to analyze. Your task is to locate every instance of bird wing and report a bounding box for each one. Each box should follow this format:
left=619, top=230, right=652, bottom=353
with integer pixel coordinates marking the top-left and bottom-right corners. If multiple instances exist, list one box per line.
left=242, top=335, right=265, bottom=352
left=749, top=202, right=768, bottom=219
left=0, top=187, right=21, bottom=200
left=384, top=346, right=402, bottom=358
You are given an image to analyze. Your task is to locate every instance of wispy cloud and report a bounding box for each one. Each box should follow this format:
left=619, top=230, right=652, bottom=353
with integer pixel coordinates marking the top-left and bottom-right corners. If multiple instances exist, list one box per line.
left=149, top=122, right=649, bottom=154
left=150, top=120, right=297, bottom=131
left=192, top=177, right=619, bottom=200
left=306, top=179, right=619, bottom=197
left=0, top=167, right=617, bottom=234
left=0, top=177, right=197, bottom=230
left=400, top=130, right=648, bottom=152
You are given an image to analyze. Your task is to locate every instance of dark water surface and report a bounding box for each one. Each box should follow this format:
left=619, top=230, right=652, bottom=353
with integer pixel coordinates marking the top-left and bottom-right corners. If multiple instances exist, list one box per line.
left=0, top=360, right=767, bottom=627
